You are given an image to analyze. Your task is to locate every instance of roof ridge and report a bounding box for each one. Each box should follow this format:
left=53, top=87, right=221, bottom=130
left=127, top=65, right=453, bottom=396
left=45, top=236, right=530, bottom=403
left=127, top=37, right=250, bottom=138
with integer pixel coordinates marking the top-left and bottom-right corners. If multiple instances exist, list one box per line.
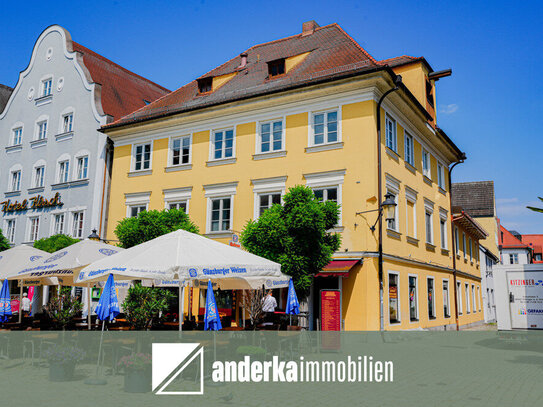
left=72, top=42, right=170, bottom=92
left=333, top=23, right=378, bottom=64
left=245, top=23, right=336, bottom=52
left=379, top=55, right=419, bottom=63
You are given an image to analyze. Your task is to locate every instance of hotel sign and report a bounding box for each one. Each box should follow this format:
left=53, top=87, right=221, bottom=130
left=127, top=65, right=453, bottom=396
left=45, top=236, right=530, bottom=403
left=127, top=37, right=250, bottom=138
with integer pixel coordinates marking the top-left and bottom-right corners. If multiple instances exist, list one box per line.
left=1, top=192, right=63, bottom=214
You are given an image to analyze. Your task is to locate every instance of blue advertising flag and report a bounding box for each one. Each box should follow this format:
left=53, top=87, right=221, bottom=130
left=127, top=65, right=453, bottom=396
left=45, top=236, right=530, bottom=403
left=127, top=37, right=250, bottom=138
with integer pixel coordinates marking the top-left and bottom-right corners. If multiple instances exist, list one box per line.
left=286, top=279, right=300, bottom=315
left=0, top=279, right=12, bottom=322
left=95, top=274, right=120, bottom=322
left=204, top=280, right=222, bottom=331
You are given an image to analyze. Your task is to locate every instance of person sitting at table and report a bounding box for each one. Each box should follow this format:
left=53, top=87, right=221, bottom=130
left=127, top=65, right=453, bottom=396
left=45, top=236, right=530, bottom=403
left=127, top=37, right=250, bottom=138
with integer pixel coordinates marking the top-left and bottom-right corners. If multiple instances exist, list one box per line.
left=262, top=290, right=277, bottom=325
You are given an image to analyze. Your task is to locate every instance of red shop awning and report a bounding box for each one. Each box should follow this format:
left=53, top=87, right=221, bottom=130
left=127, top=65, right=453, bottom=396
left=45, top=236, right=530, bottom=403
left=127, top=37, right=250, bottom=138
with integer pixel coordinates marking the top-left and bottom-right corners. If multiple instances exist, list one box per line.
left=316, top=259, right=360, bottom=278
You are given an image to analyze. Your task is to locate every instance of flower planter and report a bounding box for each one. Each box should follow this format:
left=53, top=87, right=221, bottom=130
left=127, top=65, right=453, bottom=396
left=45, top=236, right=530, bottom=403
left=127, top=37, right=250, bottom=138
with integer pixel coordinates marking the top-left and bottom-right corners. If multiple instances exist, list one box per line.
left=124, top=368, right=151, bottom=393
left=48, top=361, right=76, bottom=382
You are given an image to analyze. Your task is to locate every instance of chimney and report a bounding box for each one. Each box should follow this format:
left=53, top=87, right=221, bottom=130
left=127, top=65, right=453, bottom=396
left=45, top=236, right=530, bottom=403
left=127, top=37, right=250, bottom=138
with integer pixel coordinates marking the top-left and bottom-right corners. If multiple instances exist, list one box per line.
left=302, top=20, right=319, bottom=36
left=238, top=52, right=248, bottom=69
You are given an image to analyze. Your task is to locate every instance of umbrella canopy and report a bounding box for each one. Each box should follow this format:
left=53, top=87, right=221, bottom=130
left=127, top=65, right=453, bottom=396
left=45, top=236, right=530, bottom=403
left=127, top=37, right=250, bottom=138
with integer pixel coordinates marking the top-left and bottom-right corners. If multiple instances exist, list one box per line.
left=0, top=279, right=12, bottom=322
left=95, top=274, right=120, bottom=322
left=286, top=279, right=300, bottom=315
left=144, top=275, right=291, bottom=290
left=204, top=280, right=222, bottom=331
left=75, top=229, right=282, bottom=284
left=0, top=245, right=49, bottom=279
left=8, top=240, right=123, bottom=286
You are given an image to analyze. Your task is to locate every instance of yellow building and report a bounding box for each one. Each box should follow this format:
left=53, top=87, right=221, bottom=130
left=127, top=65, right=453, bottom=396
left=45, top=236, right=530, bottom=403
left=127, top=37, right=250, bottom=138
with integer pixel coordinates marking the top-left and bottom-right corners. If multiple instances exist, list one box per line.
left=102, top=21, right=485, bottom=330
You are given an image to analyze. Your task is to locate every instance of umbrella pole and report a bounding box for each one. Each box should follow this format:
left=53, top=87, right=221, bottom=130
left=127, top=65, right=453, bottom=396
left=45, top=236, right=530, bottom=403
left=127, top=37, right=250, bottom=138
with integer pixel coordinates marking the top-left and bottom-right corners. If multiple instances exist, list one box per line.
left=95, top=319, right=105, bottom=376
left=179, top=282, right=185, bottom=332
left=18, top=280, right=23, bottom=323
left=87, top=284, right=91, bottom=330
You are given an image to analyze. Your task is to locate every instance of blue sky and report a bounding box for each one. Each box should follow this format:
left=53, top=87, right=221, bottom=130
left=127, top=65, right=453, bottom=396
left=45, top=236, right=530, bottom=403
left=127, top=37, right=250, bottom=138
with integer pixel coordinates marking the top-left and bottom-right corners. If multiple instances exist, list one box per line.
left=1, top=0, right=542, bottom=233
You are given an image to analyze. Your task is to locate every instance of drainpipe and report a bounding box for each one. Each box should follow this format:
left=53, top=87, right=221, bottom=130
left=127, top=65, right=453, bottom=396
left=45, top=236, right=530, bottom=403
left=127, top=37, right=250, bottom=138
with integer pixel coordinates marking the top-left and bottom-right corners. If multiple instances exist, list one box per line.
left=376, top=75, right=402, bottom=331
left=448, top=155, right=466, bottom=331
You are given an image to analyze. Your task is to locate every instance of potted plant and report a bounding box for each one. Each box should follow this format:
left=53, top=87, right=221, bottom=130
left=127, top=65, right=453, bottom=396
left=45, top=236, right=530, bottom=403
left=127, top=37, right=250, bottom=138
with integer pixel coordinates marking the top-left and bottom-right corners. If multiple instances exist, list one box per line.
left=44, top=344, right=86, bottom=382
left=44, top=287, right=82, bottom=330
left=118, top=353, right=152, bottom=393
left=122, top=283, right=173, bottom=330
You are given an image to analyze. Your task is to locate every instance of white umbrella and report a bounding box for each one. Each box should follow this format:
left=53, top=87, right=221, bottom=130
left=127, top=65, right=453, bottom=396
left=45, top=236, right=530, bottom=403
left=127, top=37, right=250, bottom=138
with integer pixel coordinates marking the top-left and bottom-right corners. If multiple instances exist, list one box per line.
left=7, top=239, right=124, bottom=329
left=0, top=245, right=49, bottom=323
left=75, top=229, right=283, bottom=330
left=144, top=276, right=291, bottom=290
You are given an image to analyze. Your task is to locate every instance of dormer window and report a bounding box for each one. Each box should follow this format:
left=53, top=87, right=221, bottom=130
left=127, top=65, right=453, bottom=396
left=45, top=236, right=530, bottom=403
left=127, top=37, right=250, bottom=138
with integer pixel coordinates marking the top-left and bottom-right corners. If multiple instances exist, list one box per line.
left=268, top=59, right=285, bottom=77
left=197, top=77, right=212, bottom=94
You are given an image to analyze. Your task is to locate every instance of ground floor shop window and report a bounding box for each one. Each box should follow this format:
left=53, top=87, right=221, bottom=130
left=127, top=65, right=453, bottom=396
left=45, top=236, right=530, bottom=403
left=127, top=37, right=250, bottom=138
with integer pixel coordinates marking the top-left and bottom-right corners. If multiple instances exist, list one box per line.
left=389, top=273, right=399, bottom=323
left=409, top=276, right=418, bottom=321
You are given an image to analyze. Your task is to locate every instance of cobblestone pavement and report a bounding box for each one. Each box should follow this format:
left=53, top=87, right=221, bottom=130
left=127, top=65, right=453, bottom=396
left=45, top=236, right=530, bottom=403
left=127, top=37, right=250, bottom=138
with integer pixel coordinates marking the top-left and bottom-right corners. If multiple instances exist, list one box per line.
left=461, top=323, right=498, bottom=331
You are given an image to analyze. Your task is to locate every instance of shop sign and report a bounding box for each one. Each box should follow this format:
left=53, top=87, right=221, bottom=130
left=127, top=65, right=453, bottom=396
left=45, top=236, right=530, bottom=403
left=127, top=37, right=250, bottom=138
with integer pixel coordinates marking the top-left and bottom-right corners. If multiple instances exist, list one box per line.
left=1, top=192, right=63, bottom=213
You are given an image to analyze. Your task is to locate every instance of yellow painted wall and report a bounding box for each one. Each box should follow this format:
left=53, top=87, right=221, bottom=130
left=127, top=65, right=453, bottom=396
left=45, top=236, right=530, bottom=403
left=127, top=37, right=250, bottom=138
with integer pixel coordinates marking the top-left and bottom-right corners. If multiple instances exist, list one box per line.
left=475, top=216, right=500, bottom=258
left=285, top=52, right=311, bottom=73
left=212, top=72, right=237, bottom=91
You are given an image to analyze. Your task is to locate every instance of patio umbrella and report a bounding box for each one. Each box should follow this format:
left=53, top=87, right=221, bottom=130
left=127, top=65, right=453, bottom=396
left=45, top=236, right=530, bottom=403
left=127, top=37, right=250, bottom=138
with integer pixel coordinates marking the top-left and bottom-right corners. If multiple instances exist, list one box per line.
left=87, top=274, right=120, bottom=386
left=204, top=280, right=222, bottom=331
left=285, top=279, right=300, bottom=325
left=0, top=279, right=12, bottom=322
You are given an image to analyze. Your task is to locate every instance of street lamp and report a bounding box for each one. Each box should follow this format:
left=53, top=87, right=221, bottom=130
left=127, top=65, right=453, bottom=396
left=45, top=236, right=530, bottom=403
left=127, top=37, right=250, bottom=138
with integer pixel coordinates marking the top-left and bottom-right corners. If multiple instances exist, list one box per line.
left=356, top=192, right=397, bottom=232
left=87, top=229, right=100, bottom=241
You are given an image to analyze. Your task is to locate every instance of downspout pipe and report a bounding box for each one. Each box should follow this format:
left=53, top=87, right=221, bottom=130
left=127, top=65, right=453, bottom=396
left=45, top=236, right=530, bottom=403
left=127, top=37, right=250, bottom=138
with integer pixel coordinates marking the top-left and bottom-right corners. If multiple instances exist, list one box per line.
left=376, top=75, right=402, bottom=331
left=448, top=154, right=466, bottom=331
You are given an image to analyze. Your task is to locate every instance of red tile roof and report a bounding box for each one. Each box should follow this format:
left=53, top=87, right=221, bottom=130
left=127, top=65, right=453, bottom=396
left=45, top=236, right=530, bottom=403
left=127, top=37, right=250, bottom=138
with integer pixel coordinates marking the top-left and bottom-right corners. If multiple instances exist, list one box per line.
left=104, top=23, right=386, bottom=128
left=379, top=55, right=422, bottom=67
left=499, top=225, right=530, bottom=249
left=72, top=42, right=170, bottom=121
left=521, top=234, right=543, bottom=262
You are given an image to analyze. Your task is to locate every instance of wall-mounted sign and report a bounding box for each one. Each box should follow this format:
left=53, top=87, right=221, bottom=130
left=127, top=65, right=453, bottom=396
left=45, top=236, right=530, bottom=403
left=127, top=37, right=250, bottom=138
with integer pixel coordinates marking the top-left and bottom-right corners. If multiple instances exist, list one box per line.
left=229, top=234, right=241, bottom=248
left=1, top=192, right=63, bottom=214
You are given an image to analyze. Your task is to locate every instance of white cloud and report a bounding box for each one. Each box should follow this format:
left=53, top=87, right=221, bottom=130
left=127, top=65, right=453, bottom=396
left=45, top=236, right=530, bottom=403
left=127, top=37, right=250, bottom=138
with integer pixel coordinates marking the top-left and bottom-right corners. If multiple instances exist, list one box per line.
left=496, top=197, right=519, bottom=204
left=439, top=103, right=458, bottom=115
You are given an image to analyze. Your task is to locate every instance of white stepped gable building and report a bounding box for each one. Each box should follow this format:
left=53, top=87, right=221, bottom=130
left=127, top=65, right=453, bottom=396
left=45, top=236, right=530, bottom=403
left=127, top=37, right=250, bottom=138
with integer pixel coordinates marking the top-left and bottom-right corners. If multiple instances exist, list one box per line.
left=0, top=25, right=169, bottom=246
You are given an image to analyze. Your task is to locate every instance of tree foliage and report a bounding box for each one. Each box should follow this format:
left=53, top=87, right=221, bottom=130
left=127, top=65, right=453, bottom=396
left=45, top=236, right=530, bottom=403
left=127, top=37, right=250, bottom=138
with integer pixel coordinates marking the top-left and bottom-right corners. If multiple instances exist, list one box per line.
left=114, top=208, right=199, bottom=249
left=33, top=234, right=79, bottom=253
left=122, top=283, right=174, bottom=330
left=527, top=197, right=543, bottom=213
left=0, top=229, right=9, bottom=252
left=240, top=185, right=341, bottom=294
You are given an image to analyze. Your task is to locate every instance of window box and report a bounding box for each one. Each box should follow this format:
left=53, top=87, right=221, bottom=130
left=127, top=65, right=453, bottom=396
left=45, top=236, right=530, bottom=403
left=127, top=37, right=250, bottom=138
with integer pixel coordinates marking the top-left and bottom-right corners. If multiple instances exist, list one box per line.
left=30, top=139, right=47, bottom=149
left=55, top=131, right=74, bottom=142
left=404, top=162, right=416, bottom=174
left=5, top=144, right=23, bottom=153
left=28, top=186, right=45, bottom=194
left=206, top=157, right=237, bottom=167
left=385, top=147, right=400, bottom=162
left=387, top=229, right=401, bottom=240
left=406, top=236, right=419, bottom=246
left=4, top=191, right=21, bottom=198
left=165, top=164, right=192, bottom=173
left=426, top=242, right=436, bottom=251
left=423, top=175, right=433, bottom=186
left=34, top=94, right=53, bottom=106
left=252, top=150, right=287, bottom=160
left=305, top=141, right=343, bottom=153
left=128, top=170, right=152, bottom=177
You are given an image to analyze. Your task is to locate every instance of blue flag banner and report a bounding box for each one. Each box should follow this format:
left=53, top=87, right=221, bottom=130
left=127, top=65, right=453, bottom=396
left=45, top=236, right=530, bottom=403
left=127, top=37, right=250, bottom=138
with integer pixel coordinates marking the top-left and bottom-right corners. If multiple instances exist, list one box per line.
left=0, top=279, right=12, bottom=323
left=95, top=274, right=120, bottom=322
left=204, top=280, right=222, bottom=331
left=286, top=279, right=300, bottom=315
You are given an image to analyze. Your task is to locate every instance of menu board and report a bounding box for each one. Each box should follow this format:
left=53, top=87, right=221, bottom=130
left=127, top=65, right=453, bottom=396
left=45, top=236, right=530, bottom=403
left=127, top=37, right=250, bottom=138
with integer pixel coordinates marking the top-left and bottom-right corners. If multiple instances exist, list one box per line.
left=320, top=290, right=341, bottom=331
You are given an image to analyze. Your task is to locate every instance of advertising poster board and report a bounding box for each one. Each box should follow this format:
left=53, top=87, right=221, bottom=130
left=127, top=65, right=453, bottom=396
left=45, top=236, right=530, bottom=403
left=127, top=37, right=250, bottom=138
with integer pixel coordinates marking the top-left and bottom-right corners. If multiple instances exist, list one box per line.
left=507, top=271, right=543, bottom=329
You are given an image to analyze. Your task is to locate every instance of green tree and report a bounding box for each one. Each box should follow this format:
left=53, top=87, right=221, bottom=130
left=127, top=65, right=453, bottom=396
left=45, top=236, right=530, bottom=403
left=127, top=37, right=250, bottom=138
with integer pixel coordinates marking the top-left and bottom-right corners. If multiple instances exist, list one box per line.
left=33, top=234, right=79, bottom=253
left=240, top=185, right=341, bottom=294
left=0, top=229, right=9, bottom=252
left=527, top=197, right=543, bottom=213
left=114, top=208, right=199, bottom=249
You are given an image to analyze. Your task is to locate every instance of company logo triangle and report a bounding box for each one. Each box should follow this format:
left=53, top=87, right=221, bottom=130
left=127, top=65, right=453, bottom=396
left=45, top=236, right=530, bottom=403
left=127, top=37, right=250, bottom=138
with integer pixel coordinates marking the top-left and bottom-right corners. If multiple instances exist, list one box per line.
left=152, top=343, right=204, bottom=395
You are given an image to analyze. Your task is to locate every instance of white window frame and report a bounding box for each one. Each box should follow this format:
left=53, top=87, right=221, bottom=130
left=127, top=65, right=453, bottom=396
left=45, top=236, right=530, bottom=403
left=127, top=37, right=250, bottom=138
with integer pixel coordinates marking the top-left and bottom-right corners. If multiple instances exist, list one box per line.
left=469, top=237, right=473, bottom=261
left=34, top=165, right=45, bottom=188
left=257, top=118, right=285, bottom=154
left=509, top=253, right=519, bottom=264
left=457, top=281, right=463, bottom=315
left=424, top=200, right=434, bottom=245
left=427, top=276, right=436, bottom=319
left=422, top=149, right=431, bottom=179
left=5, top=218, right=16, bottom=243
left=36, top=120, right=48, bottom=140
left=58, top=159, right=70, bottom=184
left=62, top=112, right=74, bottom=133
left=132, top=142, right=152, bottom=172
left=385, top=114, right=397, bottom=152
left=309, top=109, right=340, bottom=147
left=477, top=286, right=481, bottom=312
left=125, top=192, right=151, bottom=217
left=163, top=187, right=192, bottom=213
left=437, top=162, right=446, bottom=189
left=76, top=155, right=89, bottom=180
left=462, top=232, right=467, bottom=259
left=472, top=284, right=476, bottom=313
left=210, top=128, right=236, bottom=161
left=41, top=77, right=53, bottom=97
left=439, top=209, right=448, bottom=250
left=252, top=176, right=286, bottom=220
left=465, top=283, right=471, bottom=314
left=386, top=189, right=400, bottom=232
left=52, top=212, right=66, bottom=235
left=405, top=187, right=417, bottom=239
left=304, top=170, right=345, bottom=226
left=169, top=134, right=192, bottom=167
left=28, top=216, right=40, bottom=242
left=454, top=227, right=459, bottom=255
left=408, top=274, right=419, bottom=322
left=442, top=279, right=451, bottom=318
left=388, top=271, right=400, bottom=324
left=404, top=131, right=414, bottom=166
left=204, top=182, right=237, bottom=234
left=11, top=126, right=23, bottom=146
left=71, top=211, right=85, bottom=239
left=10, top=169, right=21, bottom=192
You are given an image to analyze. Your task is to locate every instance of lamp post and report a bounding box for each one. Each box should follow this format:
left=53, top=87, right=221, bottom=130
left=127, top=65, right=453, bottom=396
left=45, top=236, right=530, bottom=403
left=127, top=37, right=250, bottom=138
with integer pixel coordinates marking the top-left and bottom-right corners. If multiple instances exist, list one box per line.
left=86, top=229, right=100, bottom=330
left=88, top=229, right=100, bottom=241
left=356, top=191, right=398, bottom=330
